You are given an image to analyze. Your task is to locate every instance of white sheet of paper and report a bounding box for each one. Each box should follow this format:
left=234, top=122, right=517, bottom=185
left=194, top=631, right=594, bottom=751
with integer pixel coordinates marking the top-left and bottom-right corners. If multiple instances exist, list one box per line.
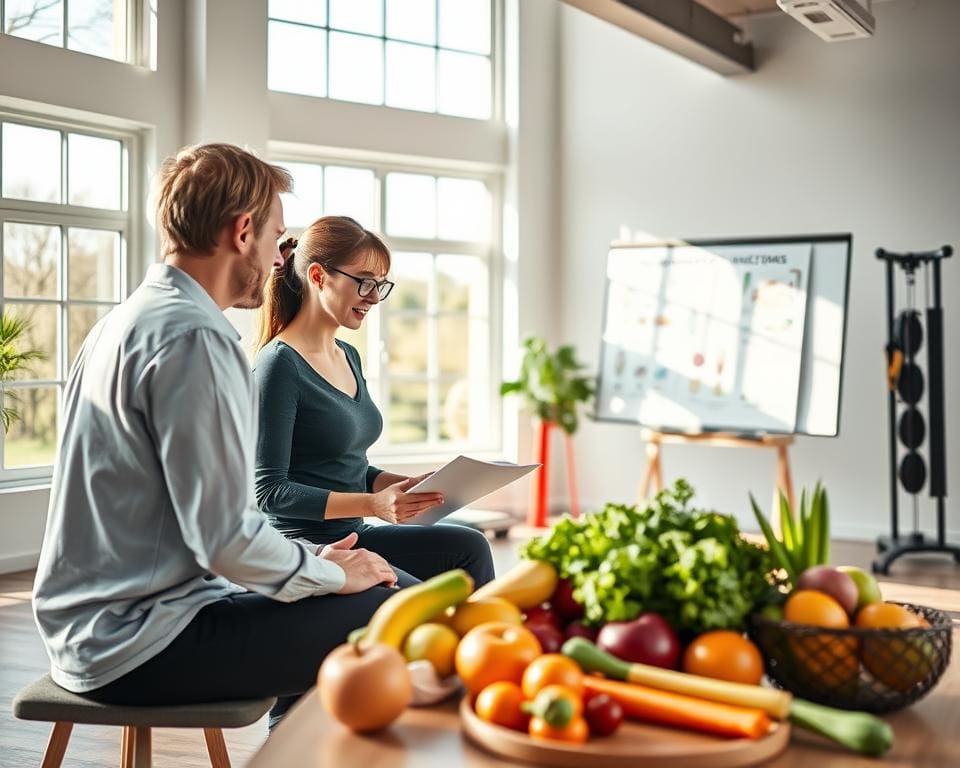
left=402, top=455, right=540, bottom=526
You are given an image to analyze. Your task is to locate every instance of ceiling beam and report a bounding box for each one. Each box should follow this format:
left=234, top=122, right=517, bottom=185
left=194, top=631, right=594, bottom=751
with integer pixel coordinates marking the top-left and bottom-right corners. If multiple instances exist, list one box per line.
left=561, top=0, right=755, bottom=75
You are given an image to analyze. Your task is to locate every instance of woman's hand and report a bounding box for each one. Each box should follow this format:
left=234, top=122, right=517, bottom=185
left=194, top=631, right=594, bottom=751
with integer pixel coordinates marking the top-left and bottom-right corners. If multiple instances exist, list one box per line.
left=407, top=471, right=434, bottom=486
left=369, top=478, right=444, bottom=524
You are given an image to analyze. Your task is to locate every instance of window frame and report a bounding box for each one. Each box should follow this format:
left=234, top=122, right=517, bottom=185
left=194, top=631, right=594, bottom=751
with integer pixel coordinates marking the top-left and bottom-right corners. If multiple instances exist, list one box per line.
left=266, top=0, right=503, bottom=123
left=0, top=110, right=139, bottom=487
left=0, top=0, right=155, bottom=68
left=270, top=148, right=505, bottom=463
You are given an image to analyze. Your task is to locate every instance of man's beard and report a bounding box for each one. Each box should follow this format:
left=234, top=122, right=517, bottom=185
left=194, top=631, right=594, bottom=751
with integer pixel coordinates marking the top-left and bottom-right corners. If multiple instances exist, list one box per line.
left=233, top=244, right=266, bottom=309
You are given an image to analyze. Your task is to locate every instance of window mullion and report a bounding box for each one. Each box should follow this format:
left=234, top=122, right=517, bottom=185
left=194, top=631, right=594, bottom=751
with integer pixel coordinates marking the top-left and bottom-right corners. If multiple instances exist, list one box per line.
left=59, top=224, right=68, bottom=380
left=426, top=253, right=439, bottom=445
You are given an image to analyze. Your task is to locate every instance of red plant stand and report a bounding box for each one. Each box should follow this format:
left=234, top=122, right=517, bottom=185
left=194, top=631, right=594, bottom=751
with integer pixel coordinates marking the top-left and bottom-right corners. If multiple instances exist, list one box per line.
left=528, top=420, right=581, bottom=528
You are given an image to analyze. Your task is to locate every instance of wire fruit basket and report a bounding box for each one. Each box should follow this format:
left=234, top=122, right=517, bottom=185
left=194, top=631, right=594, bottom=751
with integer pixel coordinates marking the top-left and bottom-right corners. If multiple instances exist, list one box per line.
left=748, top=602, right=952, bottom=713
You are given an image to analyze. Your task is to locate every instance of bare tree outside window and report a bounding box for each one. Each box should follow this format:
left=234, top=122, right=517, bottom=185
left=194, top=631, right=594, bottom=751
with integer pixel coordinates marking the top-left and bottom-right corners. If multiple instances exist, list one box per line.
left=2, top=188, right=122, bottom=469
left=4, top=0, right=123, bottom=60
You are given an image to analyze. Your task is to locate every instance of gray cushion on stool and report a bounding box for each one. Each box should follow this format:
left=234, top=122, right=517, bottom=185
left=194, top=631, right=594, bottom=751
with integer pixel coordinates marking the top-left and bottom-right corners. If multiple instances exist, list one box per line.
left=13, top=675, right=276, bottom=729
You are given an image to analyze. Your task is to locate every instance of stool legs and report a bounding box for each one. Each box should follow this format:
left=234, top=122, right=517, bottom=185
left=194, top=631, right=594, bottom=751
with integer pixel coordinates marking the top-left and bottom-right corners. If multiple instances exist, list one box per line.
left=203, top=728, right=231, bottom=768
left=41, top=722, right=72, bottom=768
left=38, top=721, right=229, bottom=768
left=130, top=727, right=151, bottom=768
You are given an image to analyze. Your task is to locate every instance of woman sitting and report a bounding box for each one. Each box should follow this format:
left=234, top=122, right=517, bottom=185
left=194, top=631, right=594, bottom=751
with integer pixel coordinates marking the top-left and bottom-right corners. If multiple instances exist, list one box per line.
left=253, top=216, right=495, bottom=592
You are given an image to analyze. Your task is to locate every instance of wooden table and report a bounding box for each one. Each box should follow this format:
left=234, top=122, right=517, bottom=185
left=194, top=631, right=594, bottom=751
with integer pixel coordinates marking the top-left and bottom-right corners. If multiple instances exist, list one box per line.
left=249, top=586, right=959, bottom=768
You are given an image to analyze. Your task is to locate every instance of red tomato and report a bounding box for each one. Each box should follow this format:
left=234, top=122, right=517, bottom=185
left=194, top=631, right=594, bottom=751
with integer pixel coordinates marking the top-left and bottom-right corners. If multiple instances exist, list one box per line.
left=584, top=693, right=624, bottom=737
left=524, top=604, right=562, bottom=628
left=551, top=579, right=584, bottom=621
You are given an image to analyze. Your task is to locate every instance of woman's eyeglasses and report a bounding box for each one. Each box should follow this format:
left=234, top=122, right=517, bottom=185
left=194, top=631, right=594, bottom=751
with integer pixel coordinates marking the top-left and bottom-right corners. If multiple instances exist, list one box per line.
left=326, top=267, right=395, bottom=301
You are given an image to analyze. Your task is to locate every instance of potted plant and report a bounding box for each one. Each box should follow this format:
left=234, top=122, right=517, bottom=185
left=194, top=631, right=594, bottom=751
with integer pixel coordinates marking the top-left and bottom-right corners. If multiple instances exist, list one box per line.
left=0, top=312, right=44, bottom=431
left=501, top=337, right=594, bottom=526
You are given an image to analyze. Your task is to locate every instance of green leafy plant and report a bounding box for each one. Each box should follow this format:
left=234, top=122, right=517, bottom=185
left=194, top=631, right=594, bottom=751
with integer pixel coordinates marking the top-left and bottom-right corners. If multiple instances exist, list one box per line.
left=500, top=337, right=594, bottom=435
left=0, top=312, right=45, bottom=431
left=750, top=483, right=830, bottom=586
left=520, top=480, right=774, bottom=633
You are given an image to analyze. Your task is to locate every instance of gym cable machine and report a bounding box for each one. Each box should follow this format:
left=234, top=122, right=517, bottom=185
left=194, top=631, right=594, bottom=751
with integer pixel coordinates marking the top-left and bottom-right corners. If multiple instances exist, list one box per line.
left=875, top=245, right=960, bottom=574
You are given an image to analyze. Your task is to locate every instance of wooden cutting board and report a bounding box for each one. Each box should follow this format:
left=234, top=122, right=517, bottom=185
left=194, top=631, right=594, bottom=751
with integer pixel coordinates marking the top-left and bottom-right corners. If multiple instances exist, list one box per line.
left=460, top=696, right=790, bottom=768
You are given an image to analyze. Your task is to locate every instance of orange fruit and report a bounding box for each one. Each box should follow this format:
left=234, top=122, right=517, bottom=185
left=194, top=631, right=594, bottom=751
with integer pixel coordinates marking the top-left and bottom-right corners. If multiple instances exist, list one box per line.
left=455, top=621, right=542, bottom=695
left=856, top=603, right=935, bottom=691
left=855, top=602, right=921, bottom=629
left=785, top=590, right=850, bottom=628
left=682, top=631, right=764, bottom=686
left=475, top=681, right=529, bottom=731
left=449, top=597, right=522, bottom=637
left=521, top=654, right=584, bottom=699
left=529, top=715, right=589, bottom=744
left=784, top=590, right=859, bottom=691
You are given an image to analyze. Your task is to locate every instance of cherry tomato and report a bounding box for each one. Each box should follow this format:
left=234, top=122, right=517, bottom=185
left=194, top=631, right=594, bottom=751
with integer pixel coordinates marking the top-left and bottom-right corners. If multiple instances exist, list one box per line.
left=584, top=693, right=623, bottom=737
left=521, top=654, right=584, bottom=699
left=474, top=681, right=529, bottom=731
left=529, top=715, right=589, bottom=744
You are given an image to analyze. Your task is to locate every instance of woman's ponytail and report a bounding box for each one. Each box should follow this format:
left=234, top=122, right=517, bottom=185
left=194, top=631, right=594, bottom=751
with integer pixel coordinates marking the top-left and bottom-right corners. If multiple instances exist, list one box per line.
left=255, top=250, right=303, bottom=351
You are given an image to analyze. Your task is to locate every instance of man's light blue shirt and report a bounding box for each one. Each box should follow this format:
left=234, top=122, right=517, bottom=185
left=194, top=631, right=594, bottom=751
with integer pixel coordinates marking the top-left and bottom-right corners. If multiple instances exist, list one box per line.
left=33, top=264, right=345, bottom=693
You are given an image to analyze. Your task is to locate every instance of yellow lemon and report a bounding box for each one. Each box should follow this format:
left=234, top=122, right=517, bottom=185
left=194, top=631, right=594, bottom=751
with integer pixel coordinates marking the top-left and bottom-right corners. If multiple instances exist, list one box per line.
left=402, top=623, right=460, bottom=678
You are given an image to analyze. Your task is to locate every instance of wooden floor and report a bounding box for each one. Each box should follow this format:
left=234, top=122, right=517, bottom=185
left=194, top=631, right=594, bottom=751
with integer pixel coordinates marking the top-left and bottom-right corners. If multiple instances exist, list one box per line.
left=1, top=535, right=958, bottom=767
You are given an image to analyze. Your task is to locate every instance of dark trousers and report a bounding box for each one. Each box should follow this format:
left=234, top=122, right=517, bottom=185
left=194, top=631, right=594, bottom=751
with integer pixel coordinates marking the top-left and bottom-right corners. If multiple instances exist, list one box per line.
left=267, top=522, right=495, bottom=725
left=85, top=522, right=495, bottom=725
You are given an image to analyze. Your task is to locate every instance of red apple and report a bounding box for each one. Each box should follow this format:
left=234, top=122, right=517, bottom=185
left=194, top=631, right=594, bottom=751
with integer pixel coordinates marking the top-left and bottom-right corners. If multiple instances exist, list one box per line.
left=523, top=604, right=562, bottom=629
left=524, top=620, right=565, bottom=654
left=318, top=643, right=412, bottom=732
left=564, top=621, right=598, bottom=642
left=551, top=579, right=584, bottom=621
left=596, top=613, right=680, bottom=669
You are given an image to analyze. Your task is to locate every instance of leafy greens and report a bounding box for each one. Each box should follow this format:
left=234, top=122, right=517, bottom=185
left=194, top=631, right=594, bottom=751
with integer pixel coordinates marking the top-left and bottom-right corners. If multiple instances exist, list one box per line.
left=521, top=480, right=773, bottom=634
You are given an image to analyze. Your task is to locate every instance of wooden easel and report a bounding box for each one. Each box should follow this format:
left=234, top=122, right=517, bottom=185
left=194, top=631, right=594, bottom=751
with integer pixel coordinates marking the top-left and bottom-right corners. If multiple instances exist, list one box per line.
left=639, top=428, right=795, bottom=513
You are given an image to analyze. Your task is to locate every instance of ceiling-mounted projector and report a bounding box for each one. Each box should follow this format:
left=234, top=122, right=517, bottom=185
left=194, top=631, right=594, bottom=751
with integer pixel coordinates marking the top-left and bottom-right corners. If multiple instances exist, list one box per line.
left=777, top=0, right=875, bottom=41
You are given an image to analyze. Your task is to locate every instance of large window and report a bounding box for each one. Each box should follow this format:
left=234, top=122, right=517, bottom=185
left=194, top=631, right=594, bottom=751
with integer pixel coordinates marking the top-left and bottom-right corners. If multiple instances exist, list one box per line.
left=276, top=156, right=500, bottom=456
left=4, top=0, right=124, bottom=60
left=268, top=0, right=495, bottom=120
left=0, top=117, right=131, bottom=481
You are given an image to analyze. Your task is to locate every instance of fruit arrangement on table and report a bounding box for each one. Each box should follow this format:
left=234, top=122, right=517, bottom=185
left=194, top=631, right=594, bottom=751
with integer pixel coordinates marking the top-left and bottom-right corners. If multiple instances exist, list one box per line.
left=748, top=486, right=952, bottom=712
left=316, top=481, right=953, bottom=763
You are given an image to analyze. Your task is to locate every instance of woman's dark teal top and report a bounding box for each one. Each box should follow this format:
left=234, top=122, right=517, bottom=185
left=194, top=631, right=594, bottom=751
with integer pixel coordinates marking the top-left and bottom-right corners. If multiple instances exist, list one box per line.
left=253, top=339, right=383, bottom=542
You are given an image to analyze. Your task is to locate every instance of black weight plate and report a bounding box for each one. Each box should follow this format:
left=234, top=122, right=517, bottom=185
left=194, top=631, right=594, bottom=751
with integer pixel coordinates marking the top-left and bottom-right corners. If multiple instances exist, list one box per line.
left=895, top=310, right=924, bottom=355
left=899, top=453, right=927, bottom=494
left=897, top=363, right=924, bottom=404
left=898, top=409, right=926, bottom=449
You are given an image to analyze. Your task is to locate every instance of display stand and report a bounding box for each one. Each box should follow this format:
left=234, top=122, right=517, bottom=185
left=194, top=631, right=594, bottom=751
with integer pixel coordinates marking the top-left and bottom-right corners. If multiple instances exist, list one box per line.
left=874, top=245, right=960, bottom=574
left=639, top=429, right=795, bottom=515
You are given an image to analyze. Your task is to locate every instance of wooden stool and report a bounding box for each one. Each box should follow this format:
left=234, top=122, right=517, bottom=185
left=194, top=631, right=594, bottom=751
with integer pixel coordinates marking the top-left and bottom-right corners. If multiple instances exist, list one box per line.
left=12, top=674, right=275, bottom=768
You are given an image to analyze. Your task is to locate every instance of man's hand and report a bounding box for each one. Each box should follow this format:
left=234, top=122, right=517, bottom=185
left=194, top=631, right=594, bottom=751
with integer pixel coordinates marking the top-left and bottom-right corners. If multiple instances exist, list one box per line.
left=318, top=532, right=398, bottom=593
left=368, top=478, right=444, bottom=524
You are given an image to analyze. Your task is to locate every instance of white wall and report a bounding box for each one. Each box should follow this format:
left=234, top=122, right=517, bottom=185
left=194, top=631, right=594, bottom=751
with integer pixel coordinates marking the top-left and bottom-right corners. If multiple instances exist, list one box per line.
left=558, top=0, right=960, bottom=540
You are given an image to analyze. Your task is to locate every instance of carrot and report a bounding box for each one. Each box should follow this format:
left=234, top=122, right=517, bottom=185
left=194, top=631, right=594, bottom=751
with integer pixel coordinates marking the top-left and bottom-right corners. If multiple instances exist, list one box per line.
left=583, top=677, right=772, bottom=740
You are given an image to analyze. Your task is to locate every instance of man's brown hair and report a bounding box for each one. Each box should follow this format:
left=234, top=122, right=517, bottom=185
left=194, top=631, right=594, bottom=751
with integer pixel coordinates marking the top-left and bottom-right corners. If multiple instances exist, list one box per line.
left=154, top=143, right=292, bottom=256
